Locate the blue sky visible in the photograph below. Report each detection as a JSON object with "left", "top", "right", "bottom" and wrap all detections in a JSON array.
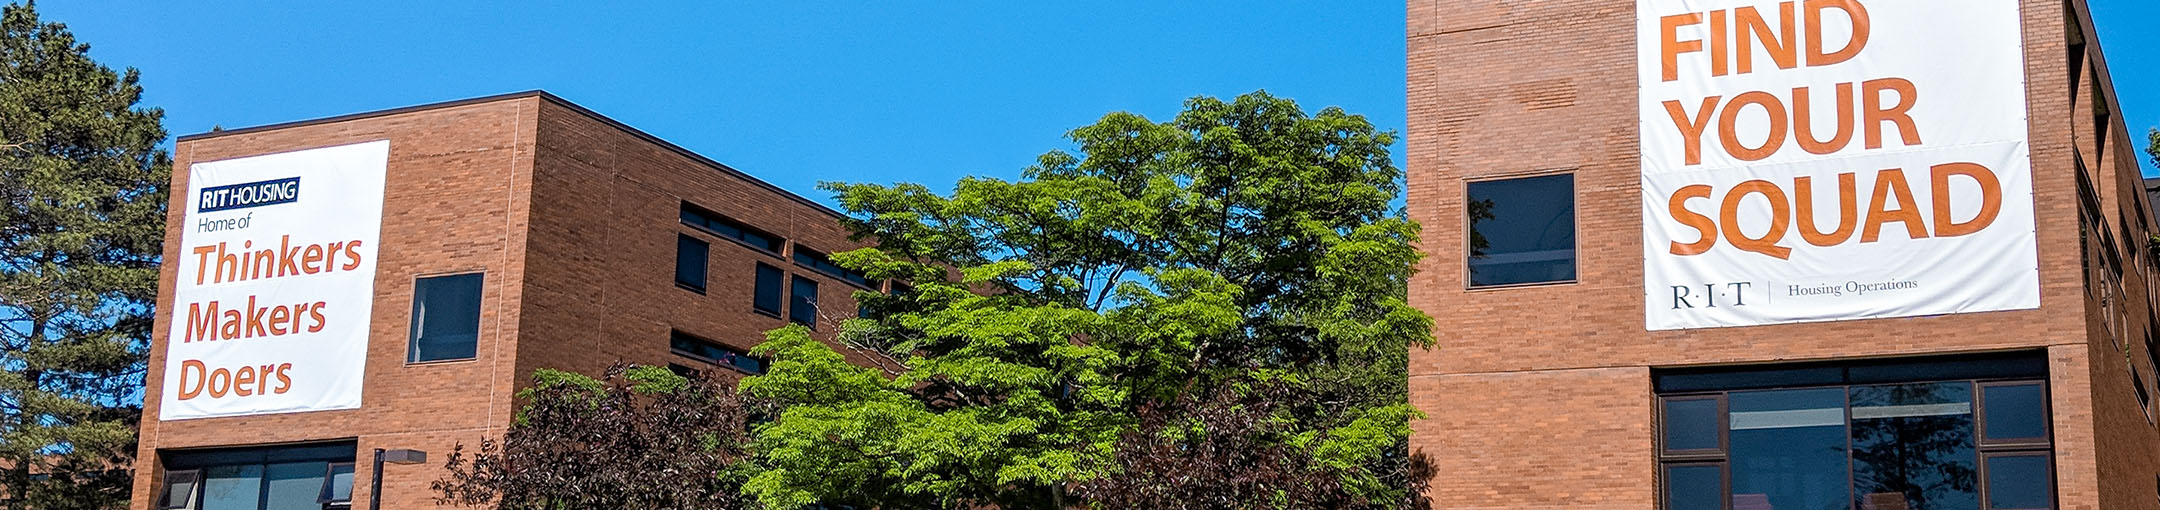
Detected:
[{"left": 34, "top": 0, "right": 2160, "bottom": 207}]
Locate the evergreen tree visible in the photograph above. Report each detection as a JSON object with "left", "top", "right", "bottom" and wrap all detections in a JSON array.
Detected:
[{"left": 0, "top": 2, "right": 170, "bottom": 508}]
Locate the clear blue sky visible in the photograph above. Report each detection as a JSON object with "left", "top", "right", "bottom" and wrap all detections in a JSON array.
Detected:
[{"left": 34, "top": 0, "right": 2160, "bottom": 208}]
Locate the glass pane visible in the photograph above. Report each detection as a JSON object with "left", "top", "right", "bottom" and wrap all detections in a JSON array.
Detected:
[
  {"left": 1467, "top": 174, "right": 1575, "bottom": 286},
  {"left": 676, "top": 235, "right": 709, "bottom": 289},
  {"left": 265, "top": 462, "right": 327, "bottom": 510},
  {"left": 1664, "top": 398, "right": 1720, "bottom": 451},
  {"left": 1728, "top": 388, "right": 1849, "bottom": 510},
  {"left": 755, "top": 264, "right": 785, "bottom": 314},
  {"left": 160, "top": 471, "right": 200, "bottom": 508},
  {"left": 791, "top": 276, "right": 819, "bottom": 327},
  {"left": 1666, "top": 464, "right": 1723, "bottom": 510},
  {"left": 1852, "top": 382, "right": 1978, "bottom": 510},
  {"left": 201, "top": 464, "right": 264, "bottom": 510},
  {"left": 1982, "top": 384, "right": 2046, "bottom": 441},
  {"left": 410, "top": 273, "right": 484, "bottom": 362},
  {"left": 325, "top": 463, "right": 354, "bottom": 502},
  {"left": 1984, "top": 455, "right": 2051, "bottom": 509}
]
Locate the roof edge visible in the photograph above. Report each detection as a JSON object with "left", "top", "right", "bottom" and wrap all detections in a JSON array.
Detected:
[{"left": 174, "top": 90, "right": 849, "bottom": 220}]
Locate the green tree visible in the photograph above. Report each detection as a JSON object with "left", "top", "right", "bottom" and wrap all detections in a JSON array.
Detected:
[
  {"left": 433, "top": 364, "right": 758, "bottom": 509},
  {"left": 741, "top": 91, "right": 1432, "bottom": 509},
  {"left": 2147, "top": 128, "right": 2157, "bottom": 168},
  {"left": 0, "top": 2, "right": 170, "bottom": 508}
]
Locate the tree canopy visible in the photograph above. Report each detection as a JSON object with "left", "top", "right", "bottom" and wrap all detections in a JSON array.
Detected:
[
  {"left": 739, "top": 91, "right": 1433, "bottom": 509},
  {"left": 0, "top": 3, "right": 169, "bottom": 508}
]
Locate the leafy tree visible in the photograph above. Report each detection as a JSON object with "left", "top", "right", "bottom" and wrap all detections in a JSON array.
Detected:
[
  {"left": 0, "top": 2, "right": 169, "bottom": 508},
  {"left": 433, "top": 364, "right": 758, "bottom": 509},
  {"left": 2147, "top": 128, "right": 2157, "bottom": 168},
  {"left": 1068, "top": 382, "right": 1434, "bottom": 509},
  {"left": 741, "top": 91, "right": 1433, "bottom": 509}
]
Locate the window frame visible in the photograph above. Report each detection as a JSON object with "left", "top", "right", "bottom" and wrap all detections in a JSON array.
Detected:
[
  {"left": 1656, "top": 374, "right": 2053, "bottom": 510},
  {"left": 1977, "top": 380, "right": 2053, "bottom": 447},
  {"left": 669, "top": 330, "right": 767, "bottom": 375},
  {"left": 317, "top": 462, "right": 354, "bottom": 507},
  {"left": 158, "top": 469, "right": 201, "bottom": 510},
  {"left": 790, "top": 275, "right": 820, "bottom": 329},
  {"left": 1658, "top": 394, "right": 1728, "bottom": 459},
  {"left": 406, "top": 271, "right": 486, "bottom": 364},
  {"left": 681, "top": 202, "right": 785, "bottom": 255},
  {"left": 1978, "top": 451, "right": 2056, "bottom": 510},
  {"left": 1660, "top": 461, "right": 1731, "bottom": 510},
  {"left": 675, "top": 233, "right": 711, "bottom": 293},
  {"left": 753, "top": 262, "right": 786, "bottom": 318},
  {"left": 1462, "top": 171, "right": 1580, "bottom": 290},
  {"left": 792, "top": 246, "right": 877, "bottom": 290}
]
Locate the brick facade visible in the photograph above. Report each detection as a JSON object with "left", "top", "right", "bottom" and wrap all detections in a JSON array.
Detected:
[
  {"left": 1407, "top": 0, "right": 2160, "bottom": 507},
  {"left": 130, "top": 92, "right": 877, "bottom": 509}
]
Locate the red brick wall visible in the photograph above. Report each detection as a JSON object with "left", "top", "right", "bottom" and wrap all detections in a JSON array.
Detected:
[
  {"left": 1405, "top": 0, "right": 2160, "bottom": 508},
  {"left": 131, "top": 93, "right": 879, "bottom": 509},
  {"left": 134, "top": 96, "right": 542, "bottom": 510}
]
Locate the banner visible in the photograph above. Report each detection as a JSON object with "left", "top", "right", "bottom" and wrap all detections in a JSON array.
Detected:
[
  {"left": 161, "top": 141, "right": 388, "bottom": 420},
  {"left": 1637, "top": 0, "right": 2036, "bottom": 330}
]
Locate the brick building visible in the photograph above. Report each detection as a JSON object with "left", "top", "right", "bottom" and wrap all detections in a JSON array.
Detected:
[
  {"left": 132, "top": 91, "right": 885, "bottom": 510},
  {"left": 1407, "top": 0, "right": 2159, "bottom": 508}
]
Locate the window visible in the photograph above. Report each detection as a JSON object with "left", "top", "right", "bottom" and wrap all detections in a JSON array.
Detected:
[
  {"left": 1467, "top": 174, "right": 1575, "bottom": 287},
  {"left": 671, "top": 331, "right": 766, "bottom": 375},
  {"left": 676, "top": 234, "right": 709, "bottom": 292},
  {"left": 319, "top": 463, "right": 353, "bottom": 507},
  {"left": 790, "top": 276, "right": 819, "bottom": 328},
  {"left": 754, "top": 263, "right": 785, "bottom": 316},
  {"left": 681, "top": 203, "right": 784, "bottom": 253},
  {"left": 408, "top": 273, "right": 483, "bottom": 363},
  {"left": 1656, "top": 354, "right": 2054, "bottom": 510},
  {"left": 793, "top": 247, "right": 875, "bottom": 288},
  {"left": 162, "top": 442, "right": 355, "bottom": 510},
  {"left": 158, "top": 470, "right": 200, "bottom": 510}
]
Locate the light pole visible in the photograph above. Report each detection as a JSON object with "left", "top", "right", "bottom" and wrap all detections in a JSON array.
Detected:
[{"left": 369, "top": 448, "right": 428, "bottom": 510}]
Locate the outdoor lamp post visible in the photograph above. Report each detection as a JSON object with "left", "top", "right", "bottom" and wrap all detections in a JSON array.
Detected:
[{"left": 369, "top": 448, "right": 428, "bottom": 510}]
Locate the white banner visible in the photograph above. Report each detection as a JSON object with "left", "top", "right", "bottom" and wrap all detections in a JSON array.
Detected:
[
  {"left": 1638, "top": 0, "right": 2036, "bottom": 330},
  {"left": 161, "top": 141, "right": 388, "bottom": 420}
]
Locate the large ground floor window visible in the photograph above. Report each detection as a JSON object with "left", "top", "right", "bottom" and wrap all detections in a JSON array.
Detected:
[
  {"left": 1657, "top": 352, "right": 2054, "bottom": 510},
  {"left": 158, "top": 442, "right": 356, "bottom": 510}
]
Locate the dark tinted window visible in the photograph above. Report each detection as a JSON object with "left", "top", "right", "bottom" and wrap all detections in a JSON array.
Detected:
[
  {"left": 793, "top": 247, "right": 875, "bottom": 288},
  {"left": 790, "top": 276, "right": 820, "bottom": 328},
  {"left": 158, "top": 470, "right": 199, "bottom": 509},
  {"left": 1663, "top": 398, "right": 1720, "bottom": 452},
  {"left": 676, "top": 234, "right": 709, "bottom": 292},
  {"left": 681, "top": 203, "right": 784, "bottom": 252},
  {"left": 409, "top": 273, "right": 483, "bottom": 363},
  {"left": 670, "top": 331, "right": 767, "bottom": 375},
  {"left": 1984, "top": 454, "right": 2051, "bottom": 509},
  {"left": 1467, "top": 174, "right": 1575, "bottom": 287},
  {"left": 1851, "top": 382, "right": 1977, "bottom": 510},
  {"left": 1730, "top": 388, "right": 1849, "bottom": 510},
  {"left": 754, "top": 263, "right": 785, "bottom": 316},
  {"left": 1982, "top": 383, "right": 2047, "bottom": 442},
  {"left": 1665, "top": 464, "right": 1723, "bottom": 510}
]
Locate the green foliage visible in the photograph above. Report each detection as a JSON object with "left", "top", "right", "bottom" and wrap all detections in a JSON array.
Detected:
[
  {"left": 2147, "top": 128, "right": 2158, "bottom": 169},
  {"left": 0, "top": 3, "right": 170, "bottom": 508},
  {"left": 741, "top": 91, "right": 1432, "bottom": 509},
  {"left": 435, "top": 364, "right": 757, "bottom": 509}
]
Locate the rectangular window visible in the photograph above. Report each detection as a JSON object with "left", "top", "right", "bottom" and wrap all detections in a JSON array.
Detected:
[
  {"left": 1466, "top": 174, "right": 1575, "bottom": 287},
  {"left": 790, "top": 276, "right": 820, "bottom": 328},
  {"left": 754, "top": 263, "right": 785, "bottom": 316},
  {"left": 681, "top": 202, "right": 784, "bottom": 253},
  {"left": 158, "top": 470, "right": 201, "bottom": 510},
  {"left": 164, "top": 443, "right": 354, "bottom": 510},
  {"left": 670, "top": 331, "right": 766, "bottom": 375},
  {"left": 676, "top": 234, "right": 709, "bottom": 292},
  {"left": 320, "top": 462, "right": 353, "bottom": 506},
  {"left": 408, "top": 273, "right": 484, "bottom": 363},
  {"left": 1655, "top": 354, "right": 2053, "bottom": 510},
  {"left": 793, "top": 247, "right": 875, "bottom": 288}
]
